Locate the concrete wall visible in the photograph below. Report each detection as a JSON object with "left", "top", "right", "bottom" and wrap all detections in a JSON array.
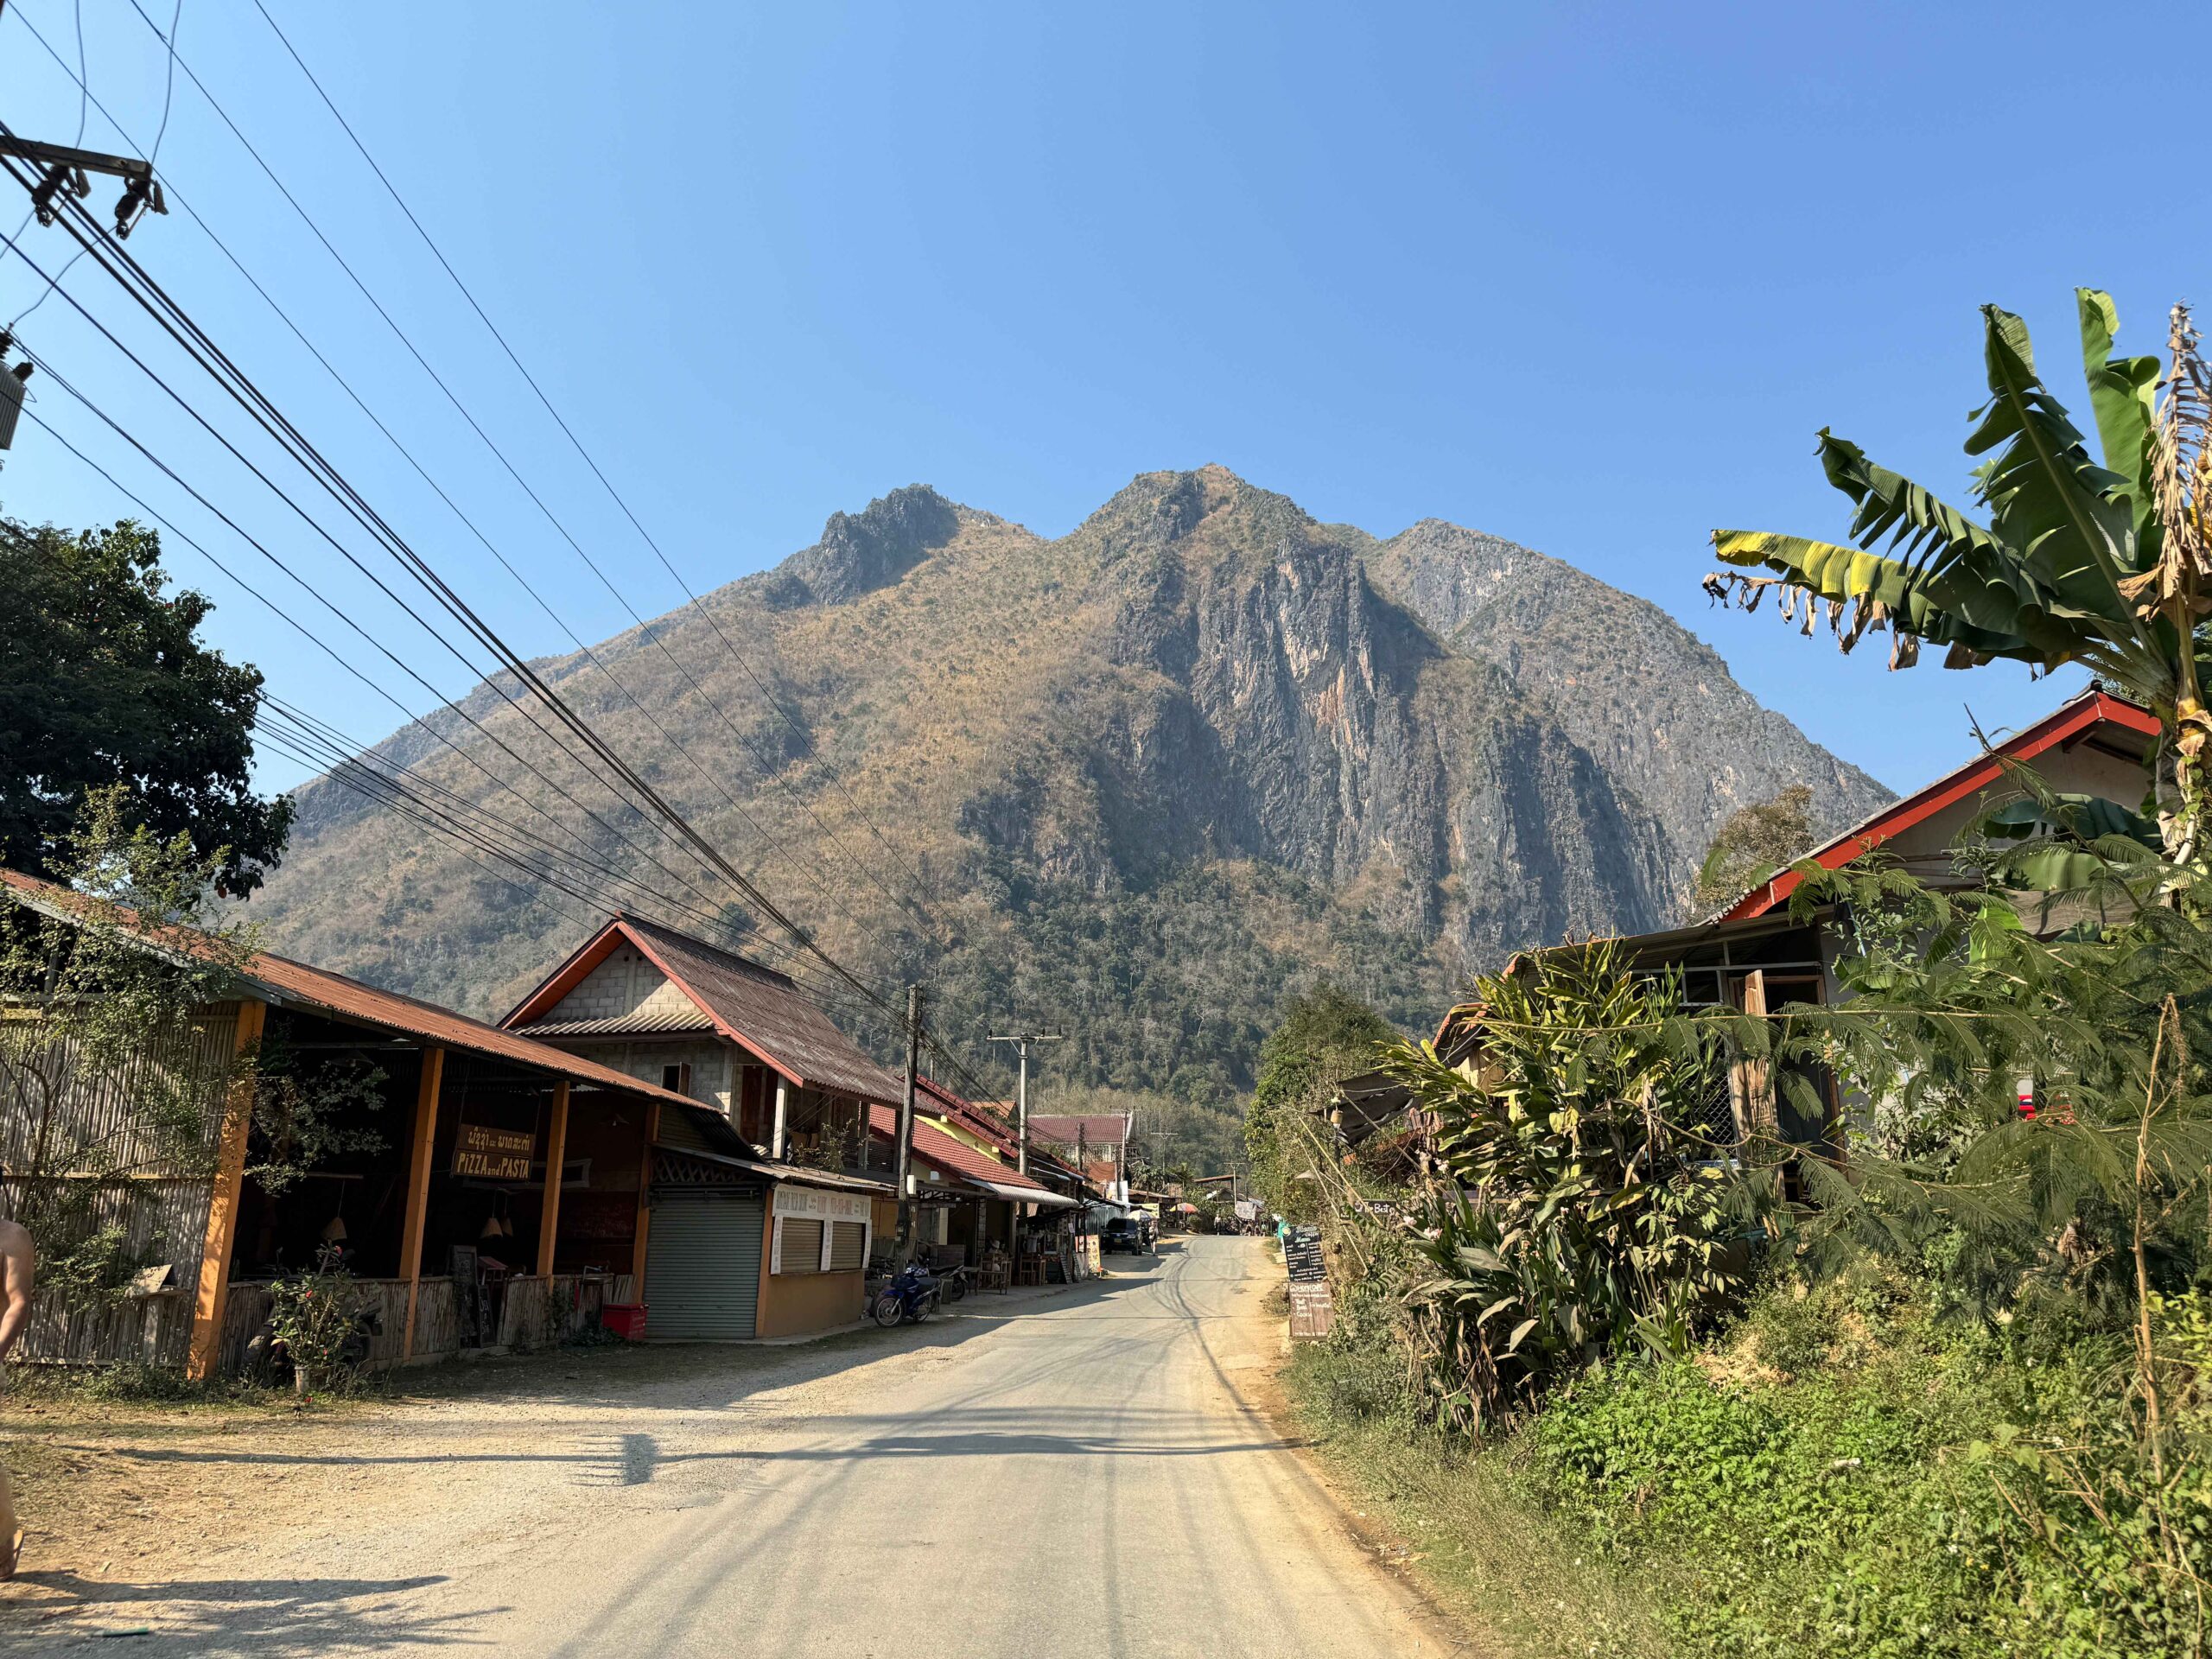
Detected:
[{"left": 548, "top": 948, "right": 700, "bottom": 1026}]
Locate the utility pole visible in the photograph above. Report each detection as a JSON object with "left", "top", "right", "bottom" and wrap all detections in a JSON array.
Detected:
[
  {"left": 893, "top": 985, "right": 922, "bottom": 1264},
  {"left": 988, "top": 1030, "right": 1063, "bottom": 1174}
]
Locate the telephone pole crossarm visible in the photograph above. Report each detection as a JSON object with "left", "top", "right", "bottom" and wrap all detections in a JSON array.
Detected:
[
  {"left": 988, "top": 1031, "right": 1064, "bottom": 1175},
  {"left": 0, "top": 135, "right": 167, "bottom": 237}
]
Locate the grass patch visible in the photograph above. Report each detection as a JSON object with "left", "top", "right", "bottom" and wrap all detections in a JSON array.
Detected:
[{"left": 1283, "top": 1341, "right": 1670, "bottom": 1659}]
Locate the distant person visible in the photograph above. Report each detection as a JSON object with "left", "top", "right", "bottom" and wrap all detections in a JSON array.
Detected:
[{"left": 0, "top": 1217, "right": 33, "bottom": 1579}]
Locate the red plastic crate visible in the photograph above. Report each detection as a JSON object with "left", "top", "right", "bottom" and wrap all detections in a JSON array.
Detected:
[{"left": 601, "top": 1302, "right": 647, "bottom": 1341}]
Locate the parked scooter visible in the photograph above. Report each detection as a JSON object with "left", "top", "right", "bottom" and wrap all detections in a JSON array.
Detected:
[{"left": 870, "top": 1258, "right": 939, "bottom": 1326}]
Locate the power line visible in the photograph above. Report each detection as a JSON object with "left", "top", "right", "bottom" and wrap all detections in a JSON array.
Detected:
[
  {"left": 238, "top": 0, "right": 948, "bottom": 940},
  {"left": 0, "top": 396, "right": 760, "bottom": 938},
  {"left": 0, "top": 340, "right": 762, "bottom": 941},
  {"left": 0, "top": 176, "right": 907, "bottom": 1052},
  {"left": 3, "top": 47, "right": 1015, "bottom": 1109},
  {"left": 108, "top": 0, "right": 941, "bottom": 945},
  {"left": 2, "top": 5, "right": 893, "bottom": 947}
]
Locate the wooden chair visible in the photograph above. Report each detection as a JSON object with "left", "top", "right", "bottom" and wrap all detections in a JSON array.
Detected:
[{"left": 1015, "top": 1255, "right": 1045, "bottom": 1287}]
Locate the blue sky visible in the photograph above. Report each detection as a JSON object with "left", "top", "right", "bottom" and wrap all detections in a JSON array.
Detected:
[{"left": 2, "top": 0, "right": 2204, "bottom": 797}]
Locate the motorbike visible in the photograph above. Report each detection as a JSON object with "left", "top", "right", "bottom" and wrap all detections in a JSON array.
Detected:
[
  {"left": 934, "top": 1262, "right": 971, "bottom": 1304},
  {"left": 870, "top": 1259, "right": 940, "bottom": 1326}
]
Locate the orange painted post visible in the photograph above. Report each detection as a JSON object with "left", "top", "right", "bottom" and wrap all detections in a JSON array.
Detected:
[
  {"left": 536, "top": 1080, "right": 569, "bottom": 1276},
  {"left": 399, "top": 1046, "right": 446, "bottom": 1359},
  {"left": 629, "top": 1102, "right": 661, "bottom": 1291},
  {"left": 185, "top": 998, "right": 268, "bottom": 1381}
]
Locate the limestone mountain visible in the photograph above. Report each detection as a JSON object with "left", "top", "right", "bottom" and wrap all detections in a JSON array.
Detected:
[{"left": 246, "top": 467, "right": 1887, "bottom": 1102}]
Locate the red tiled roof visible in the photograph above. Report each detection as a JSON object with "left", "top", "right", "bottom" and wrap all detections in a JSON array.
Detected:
[
  {"left": 1721, "top": 690, "right": 2160, "bottom": 921},
  {"left": 504, "top": 914, "right": 906, "bottom": 1104},
  {"left": 867, "top": 1103, "right": 1054, "bottom": 1197},
  {"left": 0, "top": 869, "right": 716, "bottom": 1123},
  {"left": 915, "top": 1077, "right": 1084, "bottom": 1182}
]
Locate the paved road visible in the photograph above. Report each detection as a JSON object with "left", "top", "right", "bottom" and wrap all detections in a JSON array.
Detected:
[
  {"left": 13, "top": 1236, "right": 1454, "bottom": 1656},
  {"left": 463, "top": 1236, "right": 1444, "bottom": 1656}
]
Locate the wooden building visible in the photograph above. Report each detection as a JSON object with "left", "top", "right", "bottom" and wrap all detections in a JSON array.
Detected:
[
  {"left": 502, "top": 913, "right": 909, "bottom": 1336},
  {"left": 0, "top": 870, "right": 878, "bottom": 1368},
  {"left": 1422, "top": 690, "right": 2162, "bottom": 1189}
]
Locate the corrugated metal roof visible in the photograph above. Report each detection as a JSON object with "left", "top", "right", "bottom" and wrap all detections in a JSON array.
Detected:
[
  {"left": 512, "top": 1008, "right": 715, "bottom": 1039},
  {"left": 503, "top": 914, "right": 907, "bottom": 1104},
  {"left": 0, "top": 869, "right": 729, "bottom": 1135},
  {"left": 651, "top": 1142, "right": 893, "bottom": 1196}
]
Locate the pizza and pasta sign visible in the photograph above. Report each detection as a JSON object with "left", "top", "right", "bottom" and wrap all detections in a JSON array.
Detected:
[{"left": 452, "top": 1123, "right": 535, "bottom": 1181}]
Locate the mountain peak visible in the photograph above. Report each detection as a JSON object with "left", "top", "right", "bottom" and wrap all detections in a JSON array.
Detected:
[{"left": 775, "top": 484, "right": 962, "bottom": 606}]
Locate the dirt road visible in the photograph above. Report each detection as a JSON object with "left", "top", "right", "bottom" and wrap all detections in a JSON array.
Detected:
[{"left": 1, "top": 1236, "right": 1460, "bottom": 1656}]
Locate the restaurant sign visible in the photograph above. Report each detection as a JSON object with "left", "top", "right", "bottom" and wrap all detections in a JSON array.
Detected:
[{"left": 453, "top": 1123, "right": 534, "bottom": 1181}]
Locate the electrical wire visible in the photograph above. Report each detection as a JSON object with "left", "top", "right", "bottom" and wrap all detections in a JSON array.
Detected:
[
  {"left": 239, "top": 0, "right": 948, "bottom": 941},
  {"left": 0, "top": 187, "right": 912, "bottom": 1057},
  {"left": 112, "top": 0, "right": 941, "bottom": 943},
  {"left": 0, "top": 6, "right": 892, "bottom": 946}
]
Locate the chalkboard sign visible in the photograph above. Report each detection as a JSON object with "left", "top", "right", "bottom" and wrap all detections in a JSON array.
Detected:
[{"left": 1283, "top": 1224, "right": 1326, "bottom": 1284}]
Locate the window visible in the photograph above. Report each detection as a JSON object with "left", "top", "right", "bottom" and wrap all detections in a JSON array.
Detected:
[
  {"left": 661, "top": 1061, "right": 693, "bottom": 1096},
  {"left": 827, "top": 1220, "right": 867, "bottom": 1273},
  {"left": 777, "top": 1217, "right": 823, "bottom": 1274}
]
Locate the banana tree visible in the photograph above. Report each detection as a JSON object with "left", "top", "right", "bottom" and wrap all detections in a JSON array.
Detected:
[{"left": 1705, "top": 292, "right": 2212, "bottom": 860}]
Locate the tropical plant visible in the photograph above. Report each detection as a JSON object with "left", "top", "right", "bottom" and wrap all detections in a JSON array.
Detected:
[
  {"left": 1382, "top": 940, "right": 1758, "bottom": 1433},
  {"left": 1705, "top": 291, "right": 2212, "bottom": 857},
  {"left": 1776, "top": 836, "right": 2212, "bottom": 1352}
]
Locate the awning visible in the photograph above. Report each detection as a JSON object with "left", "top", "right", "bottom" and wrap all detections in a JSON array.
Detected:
[{"left": 970, "top": 1179, "right": 1081, "bottom": 1208}]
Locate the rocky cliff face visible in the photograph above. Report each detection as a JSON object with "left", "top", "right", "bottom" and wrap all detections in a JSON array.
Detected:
[
  {"left": 1370, "top": 520, "right": 1887, "bottom": 908},
  {"left": 248, "top": 467, "right": 1888, "bottom": 1089}
]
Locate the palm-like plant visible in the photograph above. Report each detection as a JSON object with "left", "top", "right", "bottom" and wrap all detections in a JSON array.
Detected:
[{"left": 1706, "top": 291, "right": 2212, "bottom": 857}]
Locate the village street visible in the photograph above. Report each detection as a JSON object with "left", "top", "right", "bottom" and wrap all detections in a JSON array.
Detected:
[{"left": 1, "top": 1237, "right": 1457, "bottom": 1656}]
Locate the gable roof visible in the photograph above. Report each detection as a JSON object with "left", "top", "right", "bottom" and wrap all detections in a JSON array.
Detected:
[
  {"left": 1719, "top": 690, "right": 2159, "bottom": 923},
  {"left": 502, "top": 914, "right": 906, "bottom": 1104},
  {"left": 0, "top": 868, "right": 731, "bottom": 1135}
]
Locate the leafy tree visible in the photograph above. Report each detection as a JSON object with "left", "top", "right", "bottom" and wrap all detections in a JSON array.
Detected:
[
  {"left": 1383, "top": 942, "right": 1756, "bottom": 1434},
  {"left": 1243, "top": 982, "right": 1395, "bottom": 1211},
  {"left": 1704, "top": 291, "right": 2212, "bottom": 858},
  {"left": 1, "top": 517, "right": 292, "bottom": 894},
  {"left": 1690, "top": 783, "right": 1815, "bottom": 919}
]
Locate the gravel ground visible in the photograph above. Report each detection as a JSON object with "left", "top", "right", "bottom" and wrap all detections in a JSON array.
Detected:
[{"left": 0, "top": 1237, "right": 1470, "bottom": 1657}]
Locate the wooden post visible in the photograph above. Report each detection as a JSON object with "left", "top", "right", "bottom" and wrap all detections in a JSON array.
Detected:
[
  {"left": 629, "top": 1102, "right": 661, "bottom": 1290},
  {"left": 771, "top": 1077, "right": 789, "bottom": 1160},
  {"left": 185, "top": 998, "right": 267, "bottom": 1382},
  {"left": 399, "top": 1046, "right": 446, "bottom": 1360},
  {"left": 537, "top": 1080, "right": 569, "bottom": 1276}
]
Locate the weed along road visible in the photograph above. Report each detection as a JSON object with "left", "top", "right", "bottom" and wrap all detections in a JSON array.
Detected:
[{"left": 6, "top": 1237, "right": 1450, "bottom": 1656}]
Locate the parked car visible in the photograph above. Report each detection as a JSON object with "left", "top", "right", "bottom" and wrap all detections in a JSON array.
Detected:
[{"left": 1101, "top": 1216, "right": 1150, "bottom": 1255}]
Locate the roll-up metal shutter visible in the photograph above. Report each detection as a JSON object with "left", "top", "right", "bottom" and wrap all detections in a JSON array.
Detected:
[{"left": 643, "top": 1194, "right": 764, "bottom": 1339}]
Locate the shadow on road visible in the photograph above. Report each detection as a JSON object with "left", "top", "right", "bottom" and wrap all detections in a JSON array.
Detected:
[{"left": 0, "top": 1572, "right": 485, "bottom": 1654}]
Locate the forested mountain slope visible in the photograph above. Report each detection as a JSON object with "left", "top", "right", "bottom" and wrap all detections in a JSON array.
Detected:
[{"left": 248, "top": 467, "right": 1888, "bottom": 1104}]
